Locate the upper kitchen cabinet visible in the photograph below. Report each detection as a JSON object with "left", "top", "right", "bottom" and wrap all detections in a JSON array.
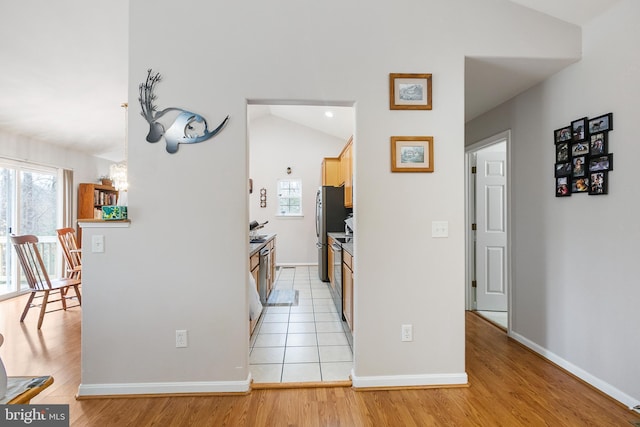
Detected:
[
  {"left": 340, "top": 137, "right": 353, "bottom": 208},
  {"left": 321, "top": 157, "right": 341, "bottom": 186}
]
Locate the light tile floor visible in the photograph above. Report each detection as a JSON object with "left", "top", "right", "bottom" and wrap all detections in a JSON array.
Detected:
[{"left": 250, "top": 265, "right": 353, "bottom": 383}]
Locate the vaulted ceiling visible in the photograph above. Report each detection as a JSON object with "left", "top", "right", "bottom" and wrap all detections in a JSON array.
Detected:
[{"left": 0, "top": 1, "right": 621, "bottom": 162}]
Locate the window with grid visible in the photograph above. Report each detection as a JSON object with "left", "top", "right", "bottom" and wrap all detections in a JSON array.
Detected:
[{"left": 276, "top": 179, "right": 302, "bottom": 216}]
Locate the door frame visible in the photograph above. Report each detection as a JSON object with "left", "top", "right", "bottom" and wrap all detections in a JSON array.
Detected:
[{"left": 464, "top": 130, "right": 513, "bottom": 331}]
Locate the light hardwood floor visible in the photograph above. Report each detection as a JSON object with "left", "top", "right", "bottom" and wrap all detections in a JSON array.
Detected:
[{"left": 0, "top": 293, "right": 637, "bottom": 426}]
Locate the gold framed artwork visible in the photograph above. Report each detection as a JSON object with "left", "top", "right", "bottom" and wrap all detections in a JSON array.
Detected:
[
  {"left": 389, "top": 73, "right": 432, "bottom": 110},
  {"left": 391, "top": 136, "right": 434, "bottom": 172}
]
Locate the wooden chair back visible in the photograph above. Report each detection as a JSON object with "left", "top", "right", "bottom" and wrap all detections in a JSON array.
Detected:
[
  {"left": 56, "top": 228, "right": 82, "bottom": 279},
  {"left": 10, "top": 234, "right": 81, "bottom": 329},
  {"left": 10, "top": 234, "right": 54, "bottom": 291}
]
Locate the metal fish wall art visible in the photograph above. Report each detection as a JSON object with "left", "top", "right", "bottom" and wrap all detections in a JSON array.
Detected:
[{"left": 139, "top": 69, "right": 229, "bottom": 154}]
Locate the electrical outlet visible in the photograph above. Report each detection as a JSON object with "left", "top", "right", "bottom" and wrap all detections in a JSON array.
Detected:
[
  {"left": 401, "top": 324, "right": 413, "bottom": 342},
  {"left": 175, "top": 330, "right": 188, "bottom": 348}
]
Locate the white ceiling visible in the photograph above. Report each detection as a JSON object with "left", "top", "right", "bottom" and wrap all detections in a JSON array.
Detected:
[{"left": 0, "top": 0, "right": 620, "bottom": 162}]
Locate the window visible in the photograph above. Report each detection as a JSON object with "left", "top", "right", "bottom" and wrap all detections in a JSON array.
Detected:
[
  {"left": 276, "top": 179, "right": 302, "bottom": 216},
  {"left": 0, "top": 160, "right": 59, "bottom": 299}
]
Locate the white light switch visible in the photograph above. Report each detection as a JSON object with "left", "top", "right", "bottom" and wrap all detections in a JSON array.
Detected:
[
  {"left": 91, "top": 235, "right": 105, "bottom": 253},
  {"left": 432, "top": 221, "right": 449, "bottom": 238}
]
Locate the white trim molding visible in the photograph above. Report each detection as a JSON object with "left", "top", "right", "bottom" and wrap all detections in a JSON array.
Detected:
[
  {"left": 79, "top": 220, "right": 130, "bottom": 229},
  {"left": 510, "top": 331, "right": 640, "bottom": 411},
  {"left": 351, "top": 371, "right": 468, "bottom": 389},
  {"left": 77, "top": 377, "right": 251, "bottom": 397}
]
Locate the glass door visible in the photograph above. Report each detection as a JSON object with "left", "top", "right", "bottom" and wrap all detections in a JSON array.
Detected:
[{"left": 0, "top": 161, "right": 59, "bottom": 299}]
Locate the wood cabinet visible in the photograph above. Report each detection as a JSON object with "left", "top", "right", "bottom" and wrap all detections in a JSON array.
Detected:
[
  {"left": 322, "top": 157, "right": 341, "bottom": 186},
  {"left": 249, "top": 235, "right": 276, "bottom": 336},
  {"left": 342, "top": 249, "right": 354, "bottom": 332},
  {"left": 250, "top": 252, "right": 260, "bottom": 292},
  {"left": 78, "top": 183, "right": 118, "bottom": 220},
  {"left": 323, "top": 136, "right": 354, "bottom": 207},
  {"left": 77, "top": 183, "right": 118, "bottom": 246},
  {"left": 339, "top": 136, "right": 353, "bottom": 208}
]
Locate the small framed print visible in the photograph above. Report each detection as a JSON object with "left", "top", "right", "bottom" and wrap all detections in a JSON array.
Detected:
[
  {"left": 572, "top": 156, "right": 586, "bottom": 178},
  {"left": 571, "top": 117, "right": 588, "bottom": 142},
  {"left": 572, "top": 177, "right": 589, "bottom": 193},
  {"left": 389, "top": 73, "right": 432, "bottom": 110},
  {"left": 390, "top": 136, "right": 434, "bottom": 172},
  {"left": 571, "top": 141, "right": 589, "bottom": 156},
  {"left": 556, "top": 177, "right": 570, "bottom": 197},
  {"left": 588, "top": 153, "right": 613, "bottom": 172},
  {"left": 588, "top": 113, "right": 613, "bottom": 133},
  {"left": 556, "top": 142, "right": 569, "bottom": 162},
  {"left": 555, "top": 162, "right": 572, "bottom": 177},
  {"left": 589, "top": 171, "right": 608, "bottom": 195},
  {"left": 554, "top": 126, "right": 572, "bottom": 143},
  {"left": 589, "top": 132, "right": 608, "bottom": 155}
]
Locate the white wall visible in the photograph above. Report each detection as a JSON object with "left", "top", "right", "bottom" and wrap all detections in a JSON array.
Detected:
[
  {"left": 466, "top": 0, "right": 640, "bottom": 408},
  {"left": 249, "top": 114, "right": 348, "bottom": 265},
  {"left": 78, "top": 0, "right": 582, "bottom": 395}
]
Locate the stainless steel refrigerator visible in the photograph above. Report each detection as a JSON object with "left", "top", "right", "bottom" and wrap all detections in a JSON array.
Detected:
[{"left": 316, "top": 186, "right": 349, "bottom": 281}]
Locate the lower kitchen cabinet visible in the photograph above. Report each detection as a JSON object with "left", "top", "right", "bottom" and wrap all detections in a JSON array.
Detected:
[
  {"left": 249, "top": 235, "right": 276, "bottom": 336},
  {"left": 342, "top": 250, "right": 354, "bottom": 333}
]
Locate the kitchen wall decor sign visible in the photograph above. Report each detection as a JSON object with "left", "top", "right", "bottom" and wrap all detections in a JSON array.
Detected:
[
  {"left": 554, "top": 112, "right": 614, "bottom": 197},
  {"left": 260, "top": 188, "right": 267, "bottom": 208},
  {"left": 389, "top": 73, "right": 432, "bottom": 110},
  {"left": 139, "top": 69, "right": 230, "bottom": 154},
  {"left": 390, "top": 136, "right": 434, "bottom": 172}
]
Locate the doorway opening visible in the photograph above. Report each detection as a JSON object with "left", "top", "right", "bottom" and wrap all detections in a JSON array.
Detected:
[
  {"left": 247, "top": 101, "right": 355, "bottom": 385},
  {"left": 465, "top": 131, "right": 511, "bottom": 331}
]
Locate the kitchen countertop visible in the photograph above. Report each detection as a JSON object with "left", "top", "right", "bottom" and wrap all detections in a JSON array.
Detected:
[
  {"left": 342, "top": 242, "right": 353, "bottom": 256},
  {"left": 327, "top": 232, "right": 354, "bottom": 256},
  {"left": 249, "top": 233, "right": 276, "bottom": 257}
]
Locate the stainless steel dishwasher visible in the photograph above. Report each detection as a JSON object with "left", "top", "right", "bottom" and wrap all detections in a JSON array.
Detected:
[
  {"left": 258, "top": 246, "right": 271, "bottom": 304},
  {"left": 330, "top": 240, "right": 343, "bottom": 318}
]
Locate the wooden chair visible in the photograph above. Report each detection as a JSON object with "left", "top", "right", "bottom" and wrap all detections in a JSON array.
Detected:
[
  {"left": 10, "top": 235, "right": 81, "bottom": 329},
  {"left": 56, "top": 228, "right": 82, "bottom": 280}
]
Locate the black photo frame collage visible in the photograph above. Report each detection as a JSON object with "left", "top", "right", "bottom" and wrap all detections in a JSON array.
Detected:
[{"left": 554, "top": 112, "right": 614, "bottom": 197}]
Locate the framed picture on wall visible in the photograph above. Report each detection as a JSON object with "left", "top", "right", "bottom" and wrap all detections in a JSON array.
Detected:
[
  {"left": 556, "top": 142, "right": 569, "bottom": 162},
  {"left": 389, "top": 73, "right": 432, "bottom": 110},
  {"left": 390, "top": 136, "right": 434, "bottom": 172},
  {"left": 556, "top": 177, "right": 570, "bottom": 197},
  {"left": 571, "top": 117, "right": 589, "bottom": 142},
  {"left": 588, "top": 153, "right": 614, "bottom": 172},
  {"left": 589, "top": 132, "right": 608, "bottom": 155},
  {"left": 554, "top": 125, "right": 572, "bottom": 143},
  {"left": 571, "top": 141, "right": 589, "bottom": 156},
  {"left": 572, "top": 156, "right": 586, "bottom": 178},
  {"left": 588, "top": 113, "right": 613, "bottom": 133},
  {"left": 589, "top": 171, "right": 608, "bottom": 195},
  {"left": 572, "top": 177, "right": 589, "bottom": 193},
  {"left": 555, "top": 162, "right": 572, "bottom": 177}
]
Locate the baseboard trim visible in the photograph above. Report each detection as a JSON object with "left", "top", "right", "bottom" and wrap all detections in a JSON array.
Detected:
[
  {"left": 351, "top": 371, "right": 468, "bottom": 389},
  {"left": 77, "top": 378, "right": 251, "bottom": 398},
  {"left": 510, "top": 331, "right": 640, "bottom": 411}
]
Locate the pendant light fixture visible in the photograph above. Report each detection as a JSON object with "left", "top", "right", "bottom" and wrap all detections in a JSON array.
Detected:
[{"left": 110, "top": 102, "right": 129, "bottom": 193}]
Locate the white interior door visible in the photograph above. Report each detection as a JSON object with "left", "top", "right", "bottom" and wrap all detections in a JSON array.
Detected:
[{"left": 475, "top": 145, "right": 507, "bottom": 311}]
